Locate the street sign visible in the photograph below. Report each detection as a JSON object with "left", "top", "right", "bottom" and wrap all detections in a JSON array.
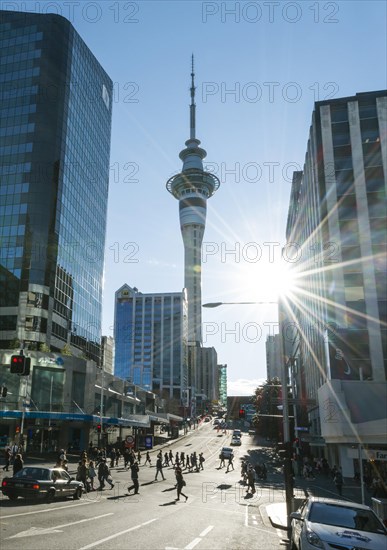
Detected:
[
  {"left": 144, "top": 435, "right": 153, "bottom": 449},
  {"left": 125, "top": 435, "right": 135, "bottom": 448}
]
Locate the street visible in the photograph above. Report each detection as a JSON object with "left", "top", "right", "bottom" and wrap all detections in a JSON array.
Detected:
[{"left": 1, "top": 423, "right": 287, "bottom": 550}]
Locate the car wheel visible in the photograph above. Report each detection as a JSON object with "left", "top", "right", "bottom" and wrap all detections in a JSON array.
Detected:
[
  {"left": 46, "top": 489, "right": 55, "bottom": 502},
  {"left": 8, "top": 495, "right": 18, "bottom": 501},
  {"left": 73, "top": 487, "right": 82, "bottom": 500}
]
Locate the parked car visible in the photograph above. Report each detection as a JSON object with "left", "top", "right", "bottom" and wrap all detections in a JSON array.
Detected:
[
  {"left": 1, "top": 467, "right": 84, "bottom": 502},
  {"left": 290, "top": 496, "right": 387, "bottom": 550},
  {"left": 232, "top": 429, "right": 242, "bottom": 438},
  {"left": 231, "top": 436, "right": 241, "bottom": 446},
  {"left": 220, "top": 447, "right": 234, "bottom": 459}
]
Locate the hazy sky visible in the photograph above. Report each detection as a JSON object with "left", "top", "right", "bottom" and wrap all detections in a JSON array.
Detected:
[{"left": 5, "top": 0, "right": 386, "bottom": 395}]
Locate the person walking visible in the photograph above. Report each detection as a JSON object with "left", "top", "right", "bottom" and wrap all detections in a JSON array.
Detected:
[
  {"left": 13, "top": 453, "right": 24, "bottom": 476},
  {"left": 128, "top": 461, "right": 140, "bottom": 494},
  {"left": 199, "top": 452, "right": 205, "bottom": 471},
  {"left": 246, "top": 465, "right": 256, "bottom": 494},
  {"left": 175, "top": 465, "right": 188, "bottom": 502},
  {"left": 164, "top": 452, "right": 169, "bottom": 467},
  {"left": 88, "top": 460, "right": 97, "bottom": 490},
  {"left": 169, "top": 449, "right": 174, "bottom": 466},
  {"left": 3, "top": 446, "right": 11, "bottom": 471},
  {"left": 144, "top": 451, "right": 152, "bottom": 467},
  {"left": 155, "top": 455, "right": 165, "bottom": 481},
  {"left": 226, "top": 454, "right": 234, "bottom": 473},
  {"left": 334, "top": 467, "right": 344, "bottom": 496},
  {"left": 219, "top": 451, "right": 226, "bottom": 469},
  {"left": 137, "top": 450, "right": 142, "bottom": 464}
]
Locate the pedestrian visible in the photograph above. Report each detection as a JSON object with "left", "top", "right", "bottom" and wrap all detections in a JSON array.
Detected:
[
  {"left": 88, "top": 461, "right": 96, "bottom": 490},
  {"left": 144, "top": 451, "right": 152, "bottom": 466},
  {"left": 164, "top": 452, "right": 169, "bottom": 467},
  {"left": 155, "top": 455, "right": 166, "bottom": 481},
  {"left": 226, "top": 454, "right": 234, "bottom": 473},
  {"left": 199, "top": 452, "right": 205, "bottom": 470},
  {"left": 334, "top": 467, "right": 344, "bottom": 496},
  {"left": 137, "top": 450, "right": 141, "bottom": 464},
  {"left": 219, "top": 451, "right": 225, "bottom": 468},
  {"left": 77, "top": 459, "right": 88, "bottom": 486},
  {"left": 115, "top": 448, "right": 120, "bottom": 466},
  {"left": 124, "top": 448, "right": 130, "bottom": 469},
  {"left": 128, "top": 461, "right": 140, "bottom": 494},
  {"left": 169, "top": 450, "right": 174, "bottom": 465},
  {"left": 246, "top": 465, "right": 256, "bottom": 494},
  {"left": 3, "top": 446, "right": 11, "bottom": 471},
  {"left": 180, "top": 452, "right": 185, "bottom": 468},
  {"left": 10, "top": 442, "right": 18, "bottom": 463},
  {"left": 13, "top": 453, "right": 24, "bottom": 476},
  {"left": 175, "top": 466, "right": 188, "bottom": 502},
  {"left": 109, "top": 448, "right": 116, "bottom": 468}
]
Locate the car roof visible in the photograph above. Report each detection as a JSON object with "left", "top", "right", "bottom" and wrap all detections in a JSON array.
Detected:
[
  {"left": 307, "top": 497, "right": 373, "bottom": 511},
  {"left": 222, "top": 447, "right": 233, "bottom": 451}
]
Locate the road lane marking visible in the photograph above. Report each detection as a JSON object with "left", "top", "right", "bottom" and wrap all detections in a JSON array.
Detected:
[
  {"left": 1, "top": 500, "right": 95, "bottom": 519},
  {"left": 78, "top": 518, "right": 158, "bottom": 550},
  {"left": 199, "top": 525, "right": 213, "bottom": 537},
  {"left": 8, "top": 513, "right": 113, "bottom": 539},
  {"left": 185, "top": 538, "right": 201, "bottom": 549},
  {"left": 184, "top": 525, "right": 214, "bottom": 549}
]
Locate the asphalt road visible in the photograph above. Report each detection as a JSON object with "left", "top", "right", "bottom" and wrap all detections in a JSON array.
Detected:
[{"left": 1, "top": 424, "right": 288, "bottom": 550}]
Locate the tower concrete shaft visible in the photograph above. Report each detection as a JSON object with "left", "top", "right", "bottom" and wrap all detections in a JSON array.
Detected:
[{"left": 166, "top": 59, "right": 220, "bottom": 347}]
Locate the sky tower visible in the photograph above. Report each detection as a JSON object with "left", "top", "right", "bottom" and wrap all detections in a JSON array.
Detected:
[{"left": 166, "top": 57, "right": 220, "bottom": 349}]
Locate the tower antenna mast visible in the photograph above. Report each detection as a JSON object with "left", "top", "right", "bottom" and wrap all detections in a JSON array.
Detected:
[{"left": 190, "top": 54, "right": 196, "bottom": 140}]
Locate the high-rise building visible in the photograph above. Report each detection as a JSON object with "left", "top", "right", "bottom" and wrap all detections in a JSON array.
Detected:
[
  {"left": 114, "top": 285, "right": 188, "bottom": 414},
  {"left": 0, "top": 11, "right": 113, "bottom": 362},
  {"left": 266, "top": 334, "right": 282, "bottom": 380},
  {"left": 284, "top": 90, "right": 386, "bottom": 474},
  {"left": 166, "top": 58, "right": 220, "bottom": 395},
  {"left": 218, "top": 364, "right": 227, "bottom": 408}
]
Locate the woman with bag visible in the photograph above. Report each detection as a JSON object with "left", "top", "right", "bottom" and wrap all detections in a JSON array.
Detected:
[{"left": 175, "top": 465, "right": 188, "bottom": 501}]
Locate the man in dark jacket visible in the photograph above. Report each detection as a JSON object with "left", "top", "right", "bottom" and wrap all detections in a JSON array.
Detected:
[
  {"left": 155, "top": 455, "right": 165, "bottom": 481},
  {"left": 128, "top": 461, "right": 140, "bottom": 494}
]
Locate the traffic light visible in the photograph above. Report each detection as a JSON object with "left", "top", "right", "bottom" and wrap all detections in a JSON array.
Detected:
[
  {"left": 97, "top": 424, "right": 102, "bottom": 433},
  {"left": 0, "top": 386, "right": 7, "bottom": 397},
  {"left": 10, "top": 355, "right": 31, "bottom": 375},
  {"left": 239, "top": 409, "right": 245, "bottom": 419}
]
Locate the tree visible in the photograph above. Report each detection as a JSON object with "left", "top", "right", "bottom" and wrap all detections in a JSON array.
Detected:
[
  {"left": 39, "top": 343, "right": 51, "bottom": 352},
  {"left": 9, "top": 338, "right": 21, "bottom": 349},
  {"left": 252, "top": 378, "right": 284, "bottom": 441},
  {"left": 61, "top": 343, "right": 72, "bottom": 356}
]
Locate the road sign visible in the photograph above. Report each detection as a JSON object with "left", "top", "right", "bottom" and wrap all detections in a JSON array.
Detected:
[{"left": 125, "top": 435, "right": 135, "bottom": 448}]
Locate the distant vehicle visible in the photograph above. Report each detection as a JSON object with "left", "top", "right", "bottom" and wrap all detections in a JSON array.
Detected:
[
  {"left": 232, "top": 429, "right": 242, "bottom": 438},
  {"left": 248, "top": 429, "right": 256, "bottom": 436},
  {"left": 220, "top": 447, "right": 234, "bottom": 459},
  {"left": 204, "top": 417, "right": 211, "bottom": 422},
  {"left": 290, "top": 496, "right": 387, "bottom": 550},
  {"left": 213, "top": 419, "right": 221, "bottom": 425},
  {"left": 1, "top": 467, "right": 84, "bottom": 502},
  {"left": 231, "top": 436, "right": 241, "bottom": 446}
]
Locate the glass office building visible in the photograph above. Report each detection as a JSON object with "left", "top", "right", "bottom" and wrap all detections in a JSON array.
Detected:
[
  {"left": 114, "top": 285, "right": 189, "bottom": 408},
  {"left": 0, "top": 11, "right": 113, "bottom": 362}
]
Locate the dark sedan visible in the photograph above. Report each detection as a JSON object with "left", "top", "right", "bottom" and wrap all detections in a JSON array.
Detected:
[{"left": 1, "top": 467, "right": 84, "bottom": 501}]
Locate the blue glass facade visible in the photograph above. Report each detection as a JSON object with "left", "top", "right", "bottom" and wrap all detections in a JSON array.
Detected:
[
  {"left": 114, "top": 285, "right": 188, "bottom": 402},
  {"left": 0, "top": 11, "right": 112, "bottom": 361}
]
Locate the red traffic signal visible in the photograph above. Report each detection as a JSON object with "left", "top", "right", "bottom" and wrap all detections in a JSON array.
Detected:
[
  {"left": 10, "top": 355, "right": 31, "bottom": 375},
  {"left": 97, "top": 424, "right": 102, "bottom": 433},
  {"left": 239, "top": 409, "right": 245, "bottom": 419}
]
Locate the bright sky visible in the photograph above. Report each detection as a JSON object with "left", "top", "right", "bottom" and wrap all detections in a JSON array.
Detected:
[{"left": 9, "top": 1, "right": 386, "bottom": 395}]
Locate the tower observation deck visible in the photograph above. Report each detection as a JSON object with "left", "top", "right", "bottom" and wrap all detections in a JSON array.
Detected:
[{"left": 166, "top": 57, "right": 220, "bottom": 346}]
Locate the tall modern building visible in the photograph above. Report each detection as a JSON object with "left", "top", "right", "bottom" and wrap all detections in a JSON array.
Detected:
[
  {"left": 114, "top": 285, "right": 188, "bottom": 414},
  {"left": 284, "top": 90, "right": 386, "bottom": 474},
  {"left": 266, "top": 334, "right": 282, "bottom": 380},
  {"left": 166, "top": 58, "right": 220, "bottom": 396},
  {"left": 0, "top": 11, "right": 113, "bottom": 362}
]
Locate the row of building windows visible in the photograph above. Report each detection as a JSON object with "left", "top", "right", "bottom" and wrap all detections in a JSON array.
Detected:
[
  {"left": 0, "top": 31, "right": 43, "bottom": 48},
  {"left": 0, "top": 66, "right": 40, "bottom": 83}
]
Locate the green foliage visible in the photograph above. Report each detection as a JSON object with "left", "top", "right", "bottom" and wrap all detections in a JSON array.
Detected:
[
  {"left": 61, "top": 343, "right": 72, "bottom": 356},
  {"left": 39, "top": 343, "right": 51, "bottom": 352},
  {"left": 9, "top": 338, "right": 21, "bottom": 349}
]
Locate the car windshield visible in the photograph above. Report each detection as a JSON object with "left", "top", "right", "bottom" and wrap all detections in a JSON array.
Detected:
[
  {"left": 309, "top": 503, "right": 386, "bottom": 534},
  {"left": 15, "top": 468, "right": 51, "bottom": 480}
]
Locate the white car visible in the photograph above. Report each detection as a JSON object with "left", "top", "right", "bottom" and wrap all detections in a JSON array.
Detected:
[
  {"left": 231, "top": 436, "right": 241, "bottom": 446},
  {"left": 220, "top": 447, "right": 234, "bottom": 459},
  {"left": 290, "top": 497, "right": 387, "bottom": 550}
]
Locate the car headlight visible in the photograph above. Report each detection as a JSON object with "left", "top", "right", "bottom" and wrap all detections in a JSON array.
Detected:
[{"left": 306, "top": 527, "right": 324, "bottom": 548}]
